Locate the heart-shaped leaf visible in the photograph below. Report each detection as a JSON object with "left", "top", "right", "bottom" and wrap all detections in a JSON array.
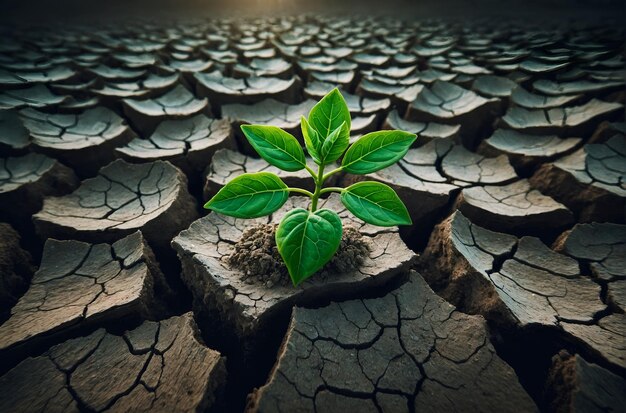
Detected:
[
  {"left": 341, "top": 181, "right": 412, "bottom": 226},
  {"left": 320, "top": 121, "right": 349, "bottom": 164},
  {"left": 275, "top": 208, "right": 343, "bottom": 286},
  {"left": 204, "top": 172, "right": 288, "bottom": 218},
  {"left": 241, "top": 124, "right": 306, "bottom": 172},
  {"left": 308, "top": 87, "right": 351, "bottom": 144},
  {"left": 342, "top": 130, "right": 416, "bottom": 174},
  {"left": 300, "top": 116, "right": 322, "bottom": 164}
]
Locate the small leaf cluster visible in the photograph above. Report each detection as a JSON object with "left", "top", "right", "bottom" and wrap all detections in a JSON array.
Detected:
[{"left": 205, "top": 88, "right": 416, "bottom": 286}]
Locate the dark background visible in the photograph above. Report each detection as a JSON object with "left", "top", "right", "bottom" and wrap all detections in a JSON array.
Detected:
[{"left": 0, "top": 0, "right": 623, "bottom": 25}]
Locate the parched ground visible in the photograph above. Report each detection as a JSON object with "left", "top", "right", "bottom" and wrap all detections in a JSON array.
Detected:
[{"left": 0, "top": 11, "right": 624, "bottom": 413}]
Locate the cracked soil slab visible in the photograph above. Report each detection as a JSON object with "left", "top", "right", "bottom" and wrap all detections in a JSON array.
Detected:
[
  {"left": 247, "top": 271, "right": 537, "bottom": 413},
  {"left": 0, "top": 312, "right": 225, "bottom": 413},
  {"left": 33, "top": 159, "right": 198, "bottom": 250},
  {"left": 0, "top": 231, "right": 172, "bottom": 356},
  {"left": 420, "top": 211, "right": 625, "bottom": 370}
]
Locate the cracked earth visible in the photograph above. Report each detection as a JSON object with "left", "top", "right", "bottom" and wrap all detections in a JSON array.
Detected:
[{"left": 0, "top": 10, "right": 624, "bottom": 413}]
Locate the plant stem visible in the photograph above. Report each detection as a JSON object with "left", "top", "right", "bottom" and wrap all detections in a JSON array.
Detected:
[
  {"left": 288, "top": 187, "right": 314, "bottom": 197},
  {"left": 310, "top": 163, "right": 325, "bottom": 212},
  {"left": 304, "top": 165, "right": 317, "bottom": 180},
  {"left": 322, "top": 166, "right": 343, "bottom": 182},
  {"left": 319, "top": 187, "right": 343, "bottom": 195}
]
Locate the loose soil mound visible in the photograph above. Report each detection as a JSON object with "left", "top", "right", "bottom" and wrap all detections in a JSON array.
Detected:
[{"left": 226, "top": 224, "right": 370, "bottom": 287}]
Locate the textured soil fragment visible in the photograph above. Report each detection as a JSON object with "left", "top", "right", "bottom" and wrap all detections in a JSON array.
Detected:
[
  {"left": 233, "top": 57, "right": 293, "bottom": 78},
  {"left": 554, "top": 222, "right": 625, "bottom": 282},
  {"left": 501, "top": 99, "right": 623, "bottom": 137},
  {"left": 405, "top": 80, "right": 501, "bottom": 147},
  {"left": 420, "top": 211, "right": 606, "bottom": 324},
  {"left": 0, "top": 313, "right": 226, "bottom": 413},
  {"left": 420, "top": 211, "right": 625, "bottom": 370},
  {"left": 123, "top": 85, "right": 210, "bottom": 135},
  {"left": 92, "top": 73, "right": 179, "bottom": 100},
  {"left": 87, "top": 64, "right": 146, "bottom": 82},
  {"left": 0, "top": 65, "right": 76, "bottom": 88},
  {"left": 0, "top": 152, "right": 78, "bottom": 224},
  {"left": 472, "top": 75, "right": 518, "bottom": 99},
  {"left": 0, "top": 231, "right": 172, "bottom": 356},
  {"left": 342, "top": 91, "right": 391, "bottom": 116},
  {"left": 247, "top": 272, "right": 537, "bottom": 413},
  {"left": 533, "top": 79, "right": 624, "bottom": 97},
  {"left": 457, "top": 179, "right": 574, "bottom": 236},
  {"left": 383, "top": 109, "right": 460, "bottom": 145},
  {"left": 33, "top": 159, "right": 198, "bottom": 251},
  {"left": 554, "top": 222, "right": 626, "bottom": 311},
  {"left": 116, "top": 114, "right": 234, "bottom": 176},
  {"left": 441, "top": 144, "right": 518, "bottom": 185},
  {"left": 194, "top": 71, "right": 301, "bottom": 108},
  {"left": 560, "top": 315, "right": 626, "bottom": 371},
  {"left": 357, "top": 77, "right": 424, "bottom": 108},
  {"left": 0, "top": 85, "right": 67, "bottom": 110},
  {"left": 510, "top": 86, "right": 581, "bottom": 110},
  {"left": 530, "top": 135, "right": 625, "bottom": 223},
  {"left": 480, "top": 129, "right": 581, "bottom": 172},
  {"left": 20, "top": 107, "right": 135, "bottom": 176}
]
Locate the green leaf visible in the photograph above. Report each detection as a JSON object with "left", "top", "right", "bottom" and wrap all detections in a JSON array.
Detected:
[
  {"left": 275, "top": 208, "right": 343, "bottom": 286},
  {"left": 204, "top": 172, "right": 288, "bottom": 218},
  {"left": 308, "top": 87, "right": 351, "bottom": 145},
  {"left": 241, "top": 125, "right": 306, "bottom": 172},
  {"left": 301, "top": 116, "right": 321, "bottom": 164},
  {"left": 320, "top": 121, "right": 349, "bottom": 164},
  {"left": 341, "top": 181, "right": 412, "bottom": 227},
  {"left": 342, "top": 130, "right": 417, "bottom": 174}
]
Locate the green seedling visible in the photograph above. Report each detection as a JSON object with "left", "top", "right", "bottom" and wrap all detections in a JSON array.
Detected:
[{"left": 205, "top": 88, "right": 416, "bottom": 286}]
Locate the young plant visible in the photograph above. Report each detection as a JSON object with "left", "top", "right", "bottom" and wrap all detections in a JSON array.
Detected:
[{"left": 205, "top": 88, "right": 416, "bottom": 286}]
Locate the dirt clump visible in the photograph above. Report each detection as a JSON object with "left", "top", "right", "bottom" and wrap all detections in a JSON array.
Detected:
[{"left": 226, "top": 224, "right": 370, "bottom": 288}]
